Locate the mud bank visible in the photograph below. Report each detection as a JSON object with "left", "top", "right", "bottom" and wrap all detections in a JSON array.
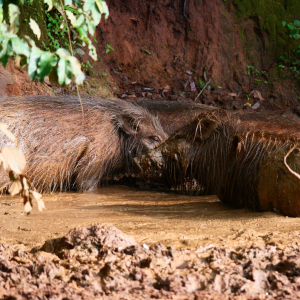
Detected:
[
  {"left": 1, "top": 224, "right": 300, "bottom": 299},
  {"left": 0, "top": 187, "right": 300, "bottom": 299}
]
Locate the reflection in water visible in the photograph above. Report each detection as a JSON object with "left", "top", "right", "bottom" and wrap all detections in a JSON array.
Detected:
[{"left": 0, "top": 185, "right": 300, "bottom": 249}]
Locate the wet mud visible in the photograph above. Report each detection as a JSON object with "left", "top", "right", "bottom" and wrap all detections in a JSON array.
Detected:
[
  {"left": 1, "top": 186, "right": 300, "bottom": 250},
  {"left": 1, "top": 186, "right": 300, "bottom": 299}
]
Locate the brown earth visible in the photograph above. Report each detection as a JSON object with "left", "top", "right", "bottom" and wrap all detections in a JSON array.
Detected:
[
  {"left": 1, "top": 0, "right": 300, "bottom": 110},
  {"left": 91, "top": 0, "right": 300, "bottom": 110},
  {"left": 1, "top": 1, "right": 300, "bottom": 299},
  {"left": 0, "top": 61, "right": 54, "bottom": 98},
  {"left": 2, "top": 225, "right": 300, "bottom": 300},
  {"left": 0, "top": 187, "right": 300, "bottom": 299}
]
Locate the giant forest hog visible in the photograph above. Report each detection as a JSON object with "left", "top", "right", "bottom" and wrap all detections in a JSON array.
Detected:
[
  {"left": 0, "top": 96, "right": 168, "bottom": 192},
  {"left": 135, "top": 108, "right": 300, "bottom": 217}
]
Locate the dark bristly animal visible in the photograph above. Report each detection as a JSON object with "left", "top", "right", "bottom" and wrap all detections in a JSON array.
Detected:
[
  {"left": 134, "top": 108, "right": 300, "bottom": 217},
  {"left": 0, "top": 96, "right": 168, "bottom": 192}
]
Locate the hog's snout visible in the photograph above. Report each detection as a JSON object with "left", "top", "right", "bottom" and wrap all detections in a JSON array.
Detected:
[{"left": 133, "top": 148, "right": 164, "bottom": 178}]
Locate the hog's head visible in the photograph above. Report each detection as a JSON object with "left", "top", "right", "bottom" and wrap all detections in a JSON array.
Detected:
[
  {"left": 114, "top": 107, "right": 168, "bottom": 172},
  {"left": 134, "top": 116, "right": 231, "bottom": 194}
]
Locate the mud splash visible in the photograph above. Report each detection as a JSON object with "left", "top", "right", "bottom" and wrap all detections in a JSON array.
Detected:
[{"left": 1, "top": 186, "right": 300, "bottom": 250}]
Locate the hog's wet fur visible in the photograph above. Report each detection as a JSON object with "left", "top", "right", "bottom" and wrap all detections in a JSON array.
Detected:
[
  {"left": 218, "top": 130, "right": 300, "bottom": 217},
  {"left": 135, "top": 107, "right": 300, "bottom": 216},
  {"left": 0, "top": 96, "right": 167, "bottom": 192},
  {"left": 137, "top": 100, "right": 217, "bottom": 135}
]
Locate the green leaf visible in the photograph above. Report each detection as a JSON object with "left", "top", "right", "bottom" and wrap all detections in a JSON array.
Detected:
[
  {"left": 292, "top": 33, "right": 300, "bottom": 39},
  {"left": 86, "top": 17, "right": 95, "bottom": 36},
  {"left": 11, "top": 37, "right": 30, "bottom": 57},
  {"left": 8, "top": 3, "right": 20, "bottom": 33},
  {"left": 68, "top": 56, "right": 85, "bottom": 84},
  {"left": 84, "top": 0, "right": 94, "bottom": 12},
  {"left": 74, "top": 14, "right": 84, "bottom": 27},
  {"left": 56, "top": 49, "right": 73, "bottom": 86},
  {"left": 23, "top": 35, "right": 36, "bottom": 47},
  {"left": 0, "top": 37, "right": 13, "bottom": 67},
  {"left": 107, "top": 44, "right": 114, "bottom": 51},
  {"left": 29, "top": 18, "right": 41, "bottom": 40},
  {"left": 87, "top": 41, "right": 97, "bottom": 60},
  {"left": 57, "top": 57, "right": 68, "bottom": 86},
  {"left": 75, "top": 48, "right": 85, "bottom": 55},
  {"left": 66, "top": 10, "right": 76, "bottom": 25},
  {"left": 282, "top": 21, "right": 287, "bottom": 26},
  {"left": 0, "top": 6, "right": 3, "bottom": 23},
  {"left": 294, "top": 20, "right": 300, "bottom": 27},
  {"left": 288, "top": 23, "right": 296, "bottom": 30},
  {"left": 44, "top": 0, "right": 53, "bottom": 11},
  {"left": 95, "top": 0, "right": 109, "bottom": 19},
  {"left": 38, "top": 52, "right": 57, "bottom": 82},
  {"left": 64, "top": 0, "right": 72, "bottom": 6},
  {"left": 73, "top": 0, "right": 83, "bottom": 9},
  {"left": 28, "top": 46, "right": 42, "bottom": 81},
  {"left": 91, "top": 2, "right": 101, "bottom": 26}
]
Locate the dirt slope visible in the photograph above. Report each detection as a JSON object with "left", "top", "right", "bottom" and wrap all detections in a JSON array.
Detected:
[{"left": 1, "top": 0, "right": 300, "bottom": 109}]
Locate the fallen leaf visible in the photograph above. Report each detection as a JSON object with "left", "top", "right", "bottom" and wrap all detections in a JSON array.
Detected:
[
  {"left": 1, "top": 148, "right": 26, "bottom": 174},
  {"left": 8, "top": 179, "right": 22, "bottom": 196},
  {"left": 130, "top": 18, "right": 140, "bottom": 23},
  {"left": 30, "top": 191, "right": 45, "bottom": 211},
  {"left": 228, "top": 93, "right": 237, "bottom": 97},
  {"left": 252, "top": 101, "right": 261, "bottom": 109},
  {"left": 0, "top": 123, "right": 16, "bottom": 141},
  {"left": 253, "top": 90, "right": 265, "bottom": 101},
  {"left": 0, "top": 153, "right": 9, "bottom": 170},
  {"left": 22, "top": 177, "right": 29, "bottom": 191},
  {"left": 184, "top": 77, "right": 196, "bottom": 92},
  {"left": 162, "top": 85, "right": 171, "bottom": 93},
  {"left": 24, "top": 201, "right": 32, "bottom": 213}
]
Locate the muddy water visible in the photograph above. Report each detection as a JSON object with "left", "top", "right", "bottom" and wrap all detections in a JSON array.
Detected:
[{"left": 1, "top": 186, "right": 300, "bottom": 249}]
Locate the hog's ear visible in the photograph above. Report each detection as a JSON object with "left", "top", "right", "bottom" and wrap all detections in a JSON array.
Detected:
[
  {"left": 194, "top": 118, "right": 218, "bottom": 140},
  {"left": 116, "top": 115, "right": 139, "bottom": 135}
]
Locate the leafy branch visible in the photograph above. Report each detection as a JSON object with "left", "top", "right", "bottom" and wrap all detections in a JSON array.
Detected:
[{"left": 0, "top": 0, "right": 109, "bottom": 86}]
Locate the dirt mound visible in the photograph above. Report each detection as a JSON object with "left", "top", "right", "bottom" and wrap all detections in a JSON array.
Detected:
[
  {"left": 41, "top": 225, "right": 136, "bottom": 253},
  {"left": 0, "top": 225, "right": 299, "bottom": 299}
]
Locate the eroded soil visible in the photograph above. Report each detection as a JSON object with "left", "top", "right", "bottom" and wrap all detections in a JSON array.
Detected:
[{"left": 0, "top": 187, "right": 300, "bottom": 299}]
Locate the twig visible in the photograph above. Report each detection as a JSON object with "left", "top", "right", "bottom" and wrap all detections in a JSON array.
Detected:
[
  {"left": 194, "top": 79, "right": 211, "bottom": 102},
  {"left": 284, "top": 144, "right": 300, "bottom": 180},
  {"left": 59, "top": 0, "right": 84, "bottom": 116},
  {"left": 183, "top": 0, "right": 189, "bottom": 20}
]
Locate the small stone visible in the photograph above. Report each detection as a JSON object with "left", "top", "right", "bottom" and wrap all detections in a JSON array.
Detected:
[{"left": 143, "top": 243, "right": 149, "bottom": 250}]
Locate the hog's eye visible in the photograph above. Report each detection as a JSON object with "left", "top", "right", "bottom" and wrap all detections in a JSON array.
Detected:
[{"left": 149, "top": 136, "right": 160, "bottom": 143}]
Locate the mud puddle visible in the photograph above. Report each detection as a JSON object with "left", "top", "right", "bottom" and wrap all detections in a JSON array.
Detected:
[{"left": 1, "top": 185, "right": 300, "bottom": 250}]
